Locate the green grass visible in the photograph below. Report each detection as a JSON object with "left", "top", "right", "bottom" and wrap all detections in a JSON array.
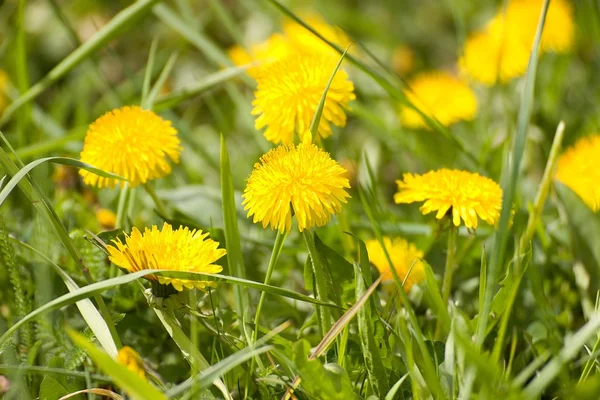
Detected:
[{"left": 1, "top": 0, "right": 600, "bottom": 399}]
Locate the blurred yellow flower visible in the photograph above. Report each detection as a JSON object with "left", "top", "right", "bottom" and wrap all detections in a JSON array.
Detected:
[
  {"left": 252, "top": 53, "right": 355, "bottom": 145},
  {"left": 107, "top": 222, "right": 226, "bottom": 292},
  {"left": 227, "top": 34, "right": 292, "bottom": 77},
  {"left": 392, "top": 45, "right": 415, "bottom": 76},
  {"left": 394, "top": 169, "right": 503, "bottom": 229},
  {"left": 96, "top": 208, "right": 116, "bottom": 230},
  {"left": 556, "top": 135, "right": 600, "bottom": 212},
  {"left": 460, "top": 0, "right": 574, "bottom": 85},
  {"left": 283, "top": 14, "right": 352, "bottom": 58},
  {"left": 400, "top": 71, "right": 478, "bottom": 129},
  {"left": 495, "top": 0, "right": 574, "bottom": 54},
  {"left": 79, "top": 106, "right": 181, "bottom": 189},
  {"left": 0, "top": 70, "right": 8, "bottom": 114},
  {"left": 116, "top": 346, "right": 146, "bottom": 380},
  {"left": 242, "top": 134, "right": 350, "bottom": 233},
  {"left": 365, "top": 237, "right": 425, "bottom": 291}
]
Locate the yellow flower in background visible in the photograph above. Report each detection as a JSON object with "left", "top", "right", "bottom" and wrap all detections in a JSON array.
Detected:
[
  {"left": 392, "top": 45, "right": 415, "bottom": 76},
  {"left": 242, "top": 133, "right": 350, "bottom": 233},
  {"left": 96, "top": 208, "right": 117, "bottom": 230},
  {"left": 496, "top": 0, "right": 574, "bottom": 54},
  {"left": 400, "top": 71, "right": 478, "bottom": 129},
  {"left": 459, "top": 25, "right": 531, "bottom": 85},
  {"left": 394, "top": 169, "right": 503, "bottom": 229},
  {"left": 116, "top": 346, "right": 146, "bottom": 380},
  {"left": 459, "top": 0, "right": 574, "bottom": 85},
  {"left": 283, "top": 14, "right": 353, "bottom": 58},
  {"left": 252, "top": 53, "right": 355, "bottom": 145},
  {"left": 228, "top": 34, "right": 292, "bottom": 77},
  {"left": 79, "top": 106, "right": 181, "bottom": 189},
  {"left": 556, "top": 135, "right": 600, "bottom": 212},
  {"left": 251, "top": 53, "right": 355, "bottom": 145},
  {"left": 107, "top": 223, "right": 226, "bottom": 292},
  {"left": 0, "top": 70, "right": 8, "bottom": 114},
  {"left": 365, "top": 237, "right": 425, "bottom": 291}
]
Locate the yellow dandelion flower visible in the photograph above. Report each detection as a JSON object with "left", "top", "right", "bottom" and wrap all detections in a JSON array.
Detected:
[
  {"left": 79, "top": 106, "right": 181, "bottom": 188},
  {"left": 227, "top": 34, "right": 292, "bottom": 77},
  {"left": 459, "top": 22, "right": 531, "bottom": 85},
  {"left": 460, "top": 0, "right": 574, "bottom": 85},
  {"left": 365, "top": 237, "right": 425, "bottom": 291},
  {"left": 394, "top": 169, "right": 503, "bottom": 229},
  {"left": 496, "top": 0, "right": 575, "bottom": 54},
  {"left": 242, "top": 135, "right": 350, "bottom": 233},
  {"left": 116, "top": 346, "right": 146, "bottom": 380},
  {"left": 252, "top": 53, "right": 355, "bottom": 145},
  {"left": 0, "top": 70, "right": 8, "bottom": 114},
  {"left": 107, "top": 222, "right": 226, "bottom": 292},
  {"left": 556, "top": 135, "right": 600, "bottom": 212},
  {"left": 96, "top": 208, "right": 117, "bottom": 230},
  {"left": 400, "top": 71, "right": 478, "bottom": 129},
  {"left": 283, "top": 14, "right": 353, "bottom": 58}
]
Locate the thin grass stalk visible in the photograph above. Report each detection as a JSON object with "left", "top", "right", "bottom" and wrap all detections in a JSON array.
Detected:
[
  {"left": 476, "top": 0, "right": 550, "bottom": 346},
  {"left": 143, "top": 183, "right": 169, "bottom": 219}
]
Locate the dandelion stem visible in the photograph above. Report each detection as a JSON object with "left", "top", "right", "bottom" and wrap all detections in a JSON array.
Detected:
[
  {"left": 144, "top": 182, "right": 169, "bottom": 219},
  {"left": 302, "top": 229, "right": 333, "bottom": 336},
  {"left": 115, "top": 183, "right": 130, "bottom": 230},
  {"left": 247, "top": 229, "right": 287, "bottom": 384},
  {"left": 441, "top": 224, "right": 458, "bottom": 306}
]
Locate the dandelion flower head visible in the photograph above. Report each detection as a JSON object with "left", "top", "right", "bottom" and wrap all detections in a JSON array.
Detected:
[
  {"left": 79, "top": 106, "right": 181, "bottom": 188},
  {"left": 394, "top": 169, "right": 503, "bottom": 229},
  {"left": 242, "top": 134, "right": 350, "bottom": 233},
  {"left": 459, "top": 0, "right": 574, "bottom": 85},
  {"left": 556, "top": 134, "right": 600, "bottom": 212},
  {"left": 252, "top": 53, "right": 355, "bottom": 145},
  {"left": 116, "top": 346, "right": 146, "bottom": 380},
  {"left": 365, "top": 237, "right": 425, "bottom": 291},
  {"left": 96, "top": 208, "right": 117, "bottom": 230},
  {"left": 400, "top": 71, "right": 478, "bottom": 129},
  {"left": 107, "top": 223, "right": 226, "bottom": 291}
]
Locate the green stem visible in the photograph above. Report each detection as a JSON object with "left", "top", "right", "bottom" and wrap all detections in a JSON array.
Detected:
[
  {"left": 115, "top": 183, "right": 130, "bottom": 230},
  {"left": 302, "top": 229, "right": 332, "bottom": 336},
  {"left": 149, "top": 292, "right": 232, "bottom": 400},
  {"left": 519, "top": 121, "right": 565, "bottom": 251},
  {"left": 244, "top": 230, "right": 287, "bottom": 397},
  {"left": 441, "top": 224, "right": 458, "bottom": 305},
  {"left": 144, "top": 182, "right": 169, "bottom": 219}
]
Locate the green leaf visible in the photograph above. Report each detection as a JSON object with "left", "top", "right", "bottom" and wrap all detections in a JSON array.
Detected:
[
  {"left": 220, "top": 135, "right": 248, "bottom": 320},
  {"left": 292, "top": 340, "right": 361, "bottom": 400},
  {"left": 314, "top": 233, "right": 354, "bottom": 306},
  {"left": 68, "top": 330, "right": 166, "bottom": 400},
  {"left": 0, "top": 157, "right": 124, "bottom": 208},
  {"left": 354, "top": 263, "right": 389, "bottom": 397},
  {"left": 39, "top": 376, "right": 69, "bottom": 400}
]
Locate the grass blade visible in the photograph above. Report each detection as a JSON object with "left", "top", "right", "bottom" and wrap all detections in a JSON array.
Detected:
[
  {"left": 476, "top": 0, "right": 550, "bottom": 346},
  {"left": 0, "top": 156, "right": 124, "bottom": 208},
  {"left": 68, "top": 330, "right": 166, "bottom": 400},
  {"left": 14, "top": 239, "right": 119, "bottom": 357},
  {"left": 220, "top": 135, "right": 248, "bottom": 320},
  {"left": 0, "top": 0, "right": 161, "bottom": 128}
]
